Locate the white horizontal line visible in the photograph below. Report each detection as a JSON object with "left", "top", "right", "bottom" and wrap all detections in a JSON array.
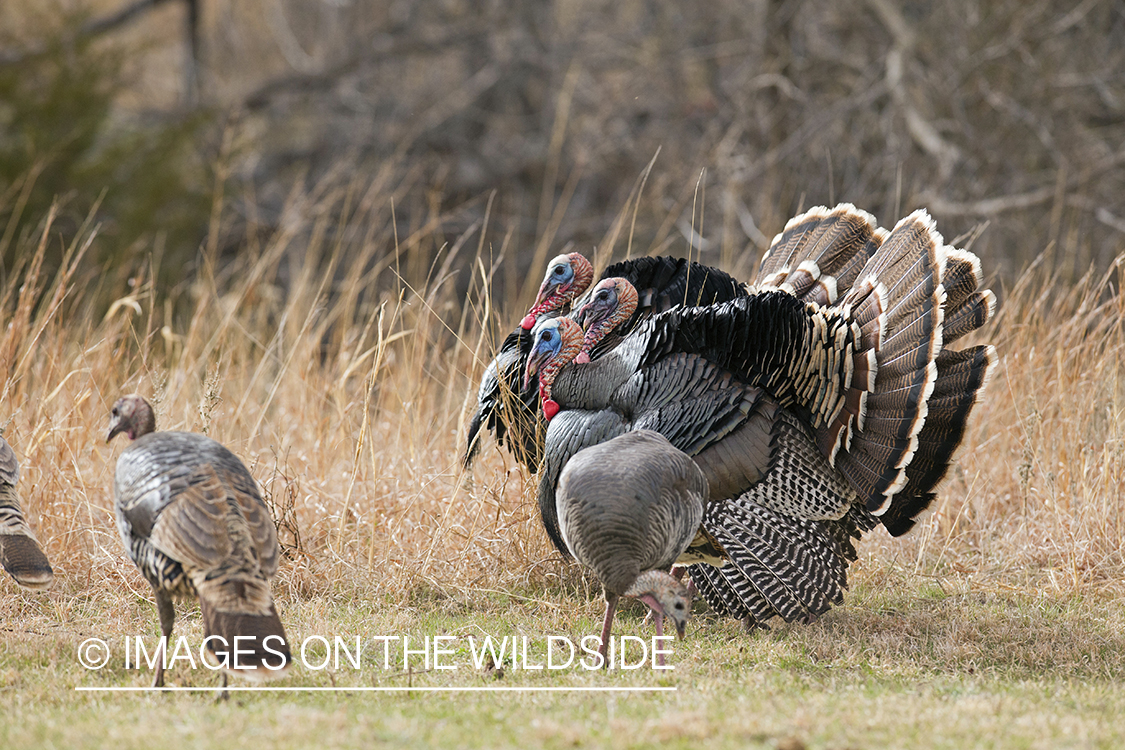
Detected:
[{"left": 75, "top": 686, "right": 676, "bottom": 693}]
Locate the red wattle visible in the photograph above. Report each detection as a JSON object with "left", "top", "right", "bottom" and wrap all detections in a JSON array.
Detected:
[
  {"left": 574, "top": 351, "right": 591, "bottom": 364},
  {"left": 520, "top": 313, "right": 537, "bottom": 330},
  {"left": 543, "top": 399, "right": 560, "bottom": 420}
]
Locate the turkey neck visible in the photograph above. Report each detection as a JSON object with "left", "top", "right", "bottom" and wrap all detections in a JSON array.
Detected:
[
  {"left": 526, "top": 252, "right": 595, "bottom": 325},
  {"left": 549, "top": 328, "right": 651, "bottom": 411},
  {"left": 624, "top": 569, "right": 683, "bottom": 600},
  {"left": 577, "top": 278, "right": 639, "bottom": 352}
]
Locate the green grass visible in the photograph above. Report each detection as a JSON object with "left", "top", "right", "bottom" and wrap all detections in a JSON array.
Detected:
[{"left": 4, "top": 564, "right": 1125, "bottom": 749}]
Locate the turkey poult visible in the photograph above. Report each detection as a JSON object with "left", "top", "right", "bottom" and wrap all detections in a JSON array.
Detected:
[
  {"left": 556, "top": 430, "right": 711, "bottom": 667},
  {"left": 463, "top": 252, "right": 746, "bottom": 471},
  {"left": 106, "top": 395, "right": 291, "bottom": 687},
  {"left": 528, "top": 204, "right": 997, "bottom": 629},
  {"left": 0, "top": 436, "right": 55, "bottom": 590}
]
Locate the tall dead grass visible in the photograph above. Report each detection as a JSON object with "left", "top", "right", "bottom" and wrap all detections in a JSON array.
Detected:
[
  {"left": 862, "top": 252, "right": 1125, "bottom": 595},
  {"left": 1, "top": 179, "right": 1123, "bottom": 616}
]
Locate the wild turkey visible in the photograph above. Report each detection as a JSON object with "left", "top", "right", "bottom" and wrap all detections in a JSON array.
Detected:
[
  {"left": 556, "top": 430, "right": 713, "bottom": 666},
  {"left": 464, "top": 253, "right": 595, "bottom": 471},
  {"left": 0, "top": 436, "right": 55, "bottom": 590},
  {"left": 526, "top": 204, "right": 996, "bottom": 628},
  {"left": 464, "top": 253, "right": 746, "bottom": 470},
  {"left": 106, "top": 395, "right": 292, "bottom": 686}
]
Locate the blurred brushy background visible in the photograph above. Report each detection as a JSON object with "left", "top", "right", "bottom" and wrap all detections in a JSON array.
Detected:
[{"left": 3, "top": 0, "right": 1124, "bottom": 312}]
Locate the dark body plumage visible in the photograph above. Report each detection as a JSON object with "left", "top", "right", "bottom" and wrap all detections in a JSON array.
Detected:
[
  {"left": 530, "top": 204, "right": 997, "bottom": 629},
  {"left": 464, "top": 326, "right": 544, "bottom": 469},
  {"left": 0, "top": 436, "right": 54, "bottom": 590},
  {"left": 464, "top": 255, "right": 748, "bottom": 471},
  {"left": 109, "top": 396, "right": 291, "bottom": 685}
]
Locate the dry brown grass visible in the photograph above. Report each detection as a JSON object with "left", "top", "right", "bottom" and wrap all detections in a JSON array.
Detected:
[
  {"left": 0, "top": 178, "right": 565, "bottom": 611},
  {"left": 858, "top": 250, "right": 1125, "bottom": 596},
  {"left": 1, "top": 174, "right": 1123, "bottom": 616}
]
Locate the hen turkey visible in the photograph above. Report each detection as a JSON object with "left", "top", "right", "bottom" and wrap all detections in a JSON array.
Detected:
[
  {"left": 107, "top": 395, "right": 292, "bottom": 686},
  {"left": 556, "top": 430, "right": 712, "bottom": 665}
]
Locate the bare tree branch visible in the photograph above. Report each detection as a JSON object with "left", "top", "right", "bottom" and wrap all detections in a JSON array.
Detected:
[
  {"left": 868, "top": 0, "right": 962, "bottom": 181},
  {"left": 241, "top": 28, "right": 489, "bottom": 112},
  {"left": 921, "top": 187, "right": 1057, "bottom": 216},
  {"left": 0, "top": 0, "right": 180, "bottom": 66},
  {"left": 921, "top": 150, "right": 1125, "bottom": 217},
  {"left": 82, "top": 0, "right": 178, "bottom": 37}
]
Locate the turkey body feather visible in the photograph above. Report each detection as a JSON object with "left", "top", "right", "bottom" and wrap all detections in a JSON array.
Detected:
[
  {"left": 114, "top": 431, "right": 280, "bottom": 602},
  {"left": 0, "top": 436, "right": 55, "bottom": 591},
  {"left": 528, "top": 203, "right": 996, "bottom": 629}
]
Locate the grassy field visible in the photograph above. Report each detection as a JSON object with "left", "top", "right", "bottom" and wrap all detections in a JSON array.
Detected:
[
  {"left": 2, "top": 184, "right": 1125, "bottom": 748},
  {"left": 4, "top": 572, "right": 1124, "bottom": 748}
]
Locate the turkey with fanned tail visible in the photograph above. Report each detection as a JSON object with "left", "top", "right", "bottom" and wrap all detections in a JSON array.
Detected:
[
  {"left": 106, "top": 395, "right": 292, "bottom": 686},
  {"left": 527, "top": 204, "right": 996, "bottom": 629}
]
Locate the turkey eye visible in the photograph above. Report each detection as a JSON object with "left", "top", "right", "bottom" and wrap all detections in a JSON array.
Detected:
[
  {"left": 553, "top": 266, "right": 565, "bottom": 276},
  {"left": 542, "top": 331, "right": 554, "bottom": 342},
  {"left": 675, "top": 602, "right": 685, "bottom": 610},
  {"left": 112, "top": 408, "right": 119, "bottom": 416}
]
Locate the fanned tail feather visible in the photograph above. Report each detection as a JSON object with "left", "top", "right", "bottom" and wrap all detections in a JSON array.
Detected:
[
  {"left": 880, "top": 344, "right": 997, "bottom": 535},
  {"left": 784, "top": 207, "right": 996, "bottom": 529},
  {"left": 823, "top": 210, "right": 948, "bottom": 514},
  {"left": 757, "top": 204, "right": 886, "bottom": 305},
  {"left": 940, "top": 249, "right": 997, "bottom": 345}
]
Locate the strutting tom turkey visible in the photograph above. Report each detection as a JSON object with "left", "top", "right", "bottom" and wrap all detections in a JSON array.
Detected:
[{"left": 526, "top": 204, "right": 996, "bottom": 629}]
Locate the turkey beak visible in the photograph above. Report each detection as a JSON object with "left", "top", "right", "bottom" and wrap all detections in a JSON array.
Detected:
[
  {"left": 572, "top": 303, "right": 590, "bottom": 330},
  {"left": 523, "top": 356, "right": 540, "bottom": 391},
  {"left": 532, "top": 280, "right": 563, "bottom": 312},
  {"left": 674, "top": 618, "right": 687, "bottom": 640},
  {"left": 106, "top": 416, "right": 124, "bottom": 444}
]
